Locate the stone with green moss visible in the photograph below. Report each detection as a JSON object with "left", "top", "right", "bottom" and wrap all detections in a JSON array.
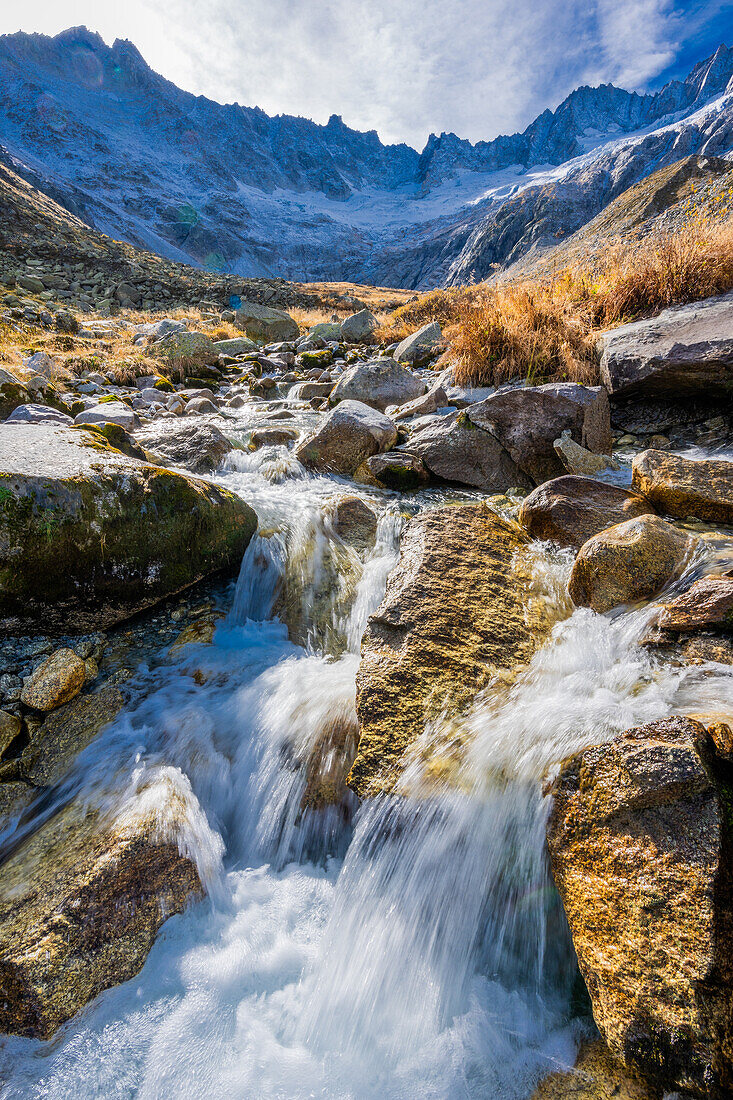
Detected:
[{"left": 0, "top": 423, "right": 257, "bottom": 633}]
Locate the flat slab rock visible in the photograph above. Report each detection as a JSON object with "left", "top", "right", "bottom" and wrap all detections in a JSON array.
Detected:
[
  {"left": 349, "top": 505, "right": 548, "bottom": 797},
  {"left": 0, "top": 423, "right": 257, "bottom": 633},
  {"left": 0, "top": 796, "right": 202, "bottom": 1039},
  {"left": 547, "top": 716, "right": 733, "bottom": 1097},
  {"left": 600, "top": 290, "right": 733, "bottom": 398}
]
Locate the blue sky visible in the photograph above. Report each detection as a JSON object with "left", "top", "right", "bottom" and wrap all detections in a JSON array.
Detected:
[{"left": 2, "top": 0, "right": 732, "bottom": 147}]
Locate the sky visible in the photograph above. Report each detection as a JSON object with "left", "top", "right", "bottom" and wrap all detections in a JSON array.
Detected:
[{"left": 1, "top": 0, "right": 732, "bottom": 149}]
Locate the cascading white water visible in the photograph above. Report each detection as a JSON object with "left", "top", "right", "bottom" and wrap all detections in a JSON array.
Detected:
[{"left": 2, "top": 420, "right": 732, "bottom": 1100}]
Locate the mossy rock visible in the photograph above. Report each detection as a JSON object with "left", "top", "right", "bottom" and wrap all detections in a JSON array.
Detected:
[
  {"left": 71, "top": 422, "right": 147, "bottom": 461},
  {"left": 0, "top": 423, "right": 258, "bottom": 633},
  {"left": 153, "top": 375, "right": 176, "bottom": 393}
]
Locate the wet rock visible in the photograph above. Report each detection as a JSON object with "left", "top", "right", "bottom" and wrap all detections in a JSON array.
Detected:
[
  {"left": 519, "top": 476, "right": 655, "bottom": 550},
  {"left": 134, "top": 421, "right": 233, "bottom": 473},
  {"left": 288, "top": 381, "right": 334, "bottom": 403},
  {"left": 21, "top": 683, "right": 124, "bottom": 786},
  {"left": 554, "top": 430, "right": 618, "bottom": 476},
  {"left": 600, "top": 290, "right": 733, "bottom": 399},
  {"left": 149, "top": 330, "right": 219, "bottom": 372},
  {"left": 532, "top": 1039, "right": 661, "bottom": 1099},
  {"left": 339, "top": 309, "right": 377, "bottom": 343},
  {"left": 568, "top": 514, "right": 695, "bottom": 613},
  {"left": 468, "top": 384, "right": 612, "bottom": 485},
  {"left": 0, "top": 423, "right": 257, "bottom": 633},
  {"left": 330, "top": 358, "right": 426, "bottom": 412},
  {"left": 356, "top": 451, "right": 429, "bottom": 490},
  {"left": 249, "top": 427, "right": 298, "bottom": 449},
  {"left": 394, "top": 321, "right": 442, "bottom": 366},
  {"left": 350, "top": 506, "right": 545, "bottom": 797},
  {"left": 405, "top": 411, "right": 531, "bottom": 491},
  {"left": 659, "top": 574, "right": 733, "bottom": 633},
  {"left": 20, "top": 648, "right": 86, "bottom": 712},
  {"left": 329, "top": 497, "right": 378, "bottom": 552},
  {"left": 0, "top": 791, "right": 203, "bottom": 1038},
  {"left": 235, "top": 301, "right": 299, "bottom": 342},
  {"left": 547, "top": 716, "right": 733, "bottom": 1098},
  {"left": 0, "top": 712, "right": 21, "bottom": 756},
  {"left": 6, "top": 404, "right": 72, "bottom": 425},
  {"left": 631, "top": 450, "right": 733, "bottom": 525},
  {"left": 295, "top": 399, "right": 397, "bottom": 476}
]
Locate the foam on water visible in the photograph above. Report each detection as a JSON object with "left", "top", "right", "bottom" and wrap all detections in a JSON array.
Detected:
[{"left": 2, "top": 440, "right": 732, "bottom": 1099}]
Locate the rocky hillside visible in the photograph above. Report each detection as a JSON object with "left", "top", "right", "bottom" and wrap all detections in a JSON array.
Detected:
[{"left": 1, "top": 28, "right": 731, "bottom": 288}]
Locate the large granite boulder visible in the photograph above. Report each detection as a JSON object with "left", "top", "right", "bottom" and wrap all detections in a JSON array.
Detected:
[
  {"left": 0, "top": 423, "right": 257, "bottom": 633},
  {"left": 519, "top": 476, "right": 655, "bottom": 550},
  {"left": 134, "top": 420, "right": 233, "bottom": 473},
  {"left": 235, "top": 301, "right": 299, "bottom": 342},
  {"left": 467, "top": 384, "right": 612, "bottom": 485},
  {"left": 394, "top": 322, "right": 442, "bottom": 366},
  {"left": 0, "top": 786, "right": 205, "bottom": 1038},
  {"left": 568, "top": 514, "right": 695, "bottom": 613},
  {"left": 600, "top": 291, "right": 733, "bottom": 399},
  {"left": 632, "top": 450, "right": 733, "bottom": 525},
  {"left": 404, "top": 411, "right": 532, "bottom": 491},
  {"left": 295, "top": 400, "right": 397, "bottom": 476},
  {"left": 339, "top": 309, "right": 377, "bottom": 343},
  {"left": 74, "top": 403, "right": 139, "bottom": 432},
  {"left": 349, "top": 506, "right": 546, "bottom": 797},
  {"left": 329, "top": 358, "right": 426, "bottom": 412},
  {"left": 547, "top": 716, "right": 733, "bottom": 1097},
  {"left": 149, "top": 330, "right": 219, "bottom": 371}
]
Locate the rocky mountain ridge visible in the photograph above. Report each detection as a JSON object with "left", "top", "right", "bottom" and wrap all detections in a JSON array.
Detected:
[{"left": 0, "top": 29, "right": 732, "bottom": 287}]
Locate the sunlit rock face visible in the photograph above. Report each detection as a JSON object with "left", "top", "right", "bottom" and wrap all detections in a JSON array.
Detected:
[{"left": 0, "top": 29, "right": 731, "bottom": 287}]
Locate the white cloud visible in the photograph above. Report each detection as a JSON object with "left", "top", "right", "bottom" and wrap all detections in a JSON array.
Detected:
[{"left": 0, "top": 0, "right": 726, "bottom": 148}]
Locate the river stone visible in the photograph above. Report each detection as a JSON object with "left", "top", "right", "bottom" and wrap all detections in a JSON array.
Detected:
[
  {"left": 0, "top": 796, "right": 202, "bottom": 1039},
  {"left": 295, "top": 400, "right": 397, "bottom": 476},
  {"left": 6, "top": 404, "right": 73, "bottom": 425},
  {"left": 235, "top": 302, "right": 299, "bottom": 342},
  {"left": 329, "top": 358, "right": 426, "bottom": 412},
  {"left": 519, "top": 476, "right": 655, "bottom": 550},
  {"left": 75, "top": 403, "right": 139, "bottom": 431},
  {"left": 249, "top": 427, "right": 299, "bottom": 449},
  {"left": 390, "top": 384, "right": 448, "bottom": 421},
  {"left": 405, "top": 411, "right": 532, "bottom": 491},
  {"left": 20, "top": 648, "right": 86, "bottom": 712},
  {"left": 356, "top": 451, "right": 429, "bottom": 491},
  {"left": 0, "top": 423, "right": 257, "bottom": 633},
  {"left": 600, "top": 290, "right": 733, "bottom": 399},
  {"left": 350, "top": 506, "right": 545, "bottom": 797},
  {"left": 339, "top": 309, "right": 377, "bottom": 343},
  {"left": 288, "top": 381, "right": 334, "bottom": 402},
  {"left": 467, "top": 384, "right": 612, "bottom": 485},
  {"left": 394, "top": 322, "right": 442, "bottom": 366},
  {"left": 0, "top": 712, "right": 21, "bottom": 757},
  {"left": 149, "top": 330, "right": 219, "bottom": 371},
  {"left": 631, "top": 450, "right": 733, "bottom": 525},
  {"left": 554, "top": 430, "right": 617, "bottom": 476},
  {"left": 659, "top": 574, "right": 733, "bottom": 633},
  {"left": 21, "top": 684, "right": 124, "bottom": 787},
  {"left": 134, "top": 421, "right": 233, "bottom": 473},
  {"left": 568, "top": 514, "right": 695, "bottom": 613},
  {"left": 547, "top": 716, "right": 733, "bottom": 1097},
  {"left": 329, "top": 497, "right": 378, "bottom": 552},
  {"left": 185, "top": 396, "right": 219, "bottom": 416},
  {"left": 532, "top": 1039, "right": 659, "bottom": 1100}
]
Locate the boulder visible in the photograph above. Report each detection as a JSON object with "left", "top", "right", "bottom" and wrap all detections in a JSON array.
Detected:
[
  {"left": 328, "top": 497, "right": 379, "bottom": 552},
  {"left": 132, "top": 318, "right": 187, "bottom": 339},
  {"left": 20, "top": 648, "right": 86, "bottom": 712},
  {"left": 349, "top": 506, "right": 546, "bottom": 797},
  {"left": 394, "top": 322, "right": 442, "bottom": 366},
  {"left": 0, "top": 789, "right": 203, "bottom": 1038},
  {"left": 339, "top": 309, "right": 377, "bottom": 343},
  {"left": 74, "top": 403, "right": 139, "bottom": 431},
  {"left": 149, "top": 331, "right": 219, "bottom": 372},
  {"left": 600, "top": 290, "right": 733, "bottom": 399},
  {"left": 659, "top": 574, "right": 733, "bottom": 633},
  {"left": 632, "top": 450, "right": 733, "bottom": 525},
  {"left": 295, "top": 400, "right": 397, "bottom": 476},
  {"left": 249, "top": 427, "right": 299, "bottom": 449},
  {"left": 568, "top": 514, "right": 695, "bottom": 613},
  {"left": 391, "top": 384, "right": 448, "bottom": 421},
  {"left": 6, "top": 404, "right": 72, "bottom": 425},
  {"left": 405, "top": 411, "right": 532, "bottom": 491},
  {"left": 212, "top": 337, "right": 258, "bottom": 356},
  {"left": 467, "top": 384, "right": 612, "bottom": 485},
  {"left": 532, "top": 1039, "right": 659, "bottom": 1100},
  {"left": 356, "top": 451, "right": 429, "bottom": 491},
  {"left": 288, "top": 381, "right": 334, "bottom": 403},
  {"left": 185, "top": 396, "right": 219, "bottom": 416},
  {"left": 329, "top": 358, "right": 426, "bottom": 412},
  {"left": 307, "top": 322, "right": 342, "bottom": 343},
  {"left": 519, "top": 476, "right": 655, "bottom": 550},
  {"left": 235, "top": 302, "right": 299, "bottom": 342},
  {"left": 134, "top": 421, "right": 233, "bottom": 473},
  {"left": 547, "top": 716, "right": 733, "bottom": 1097},
  {"left": 0, "top": 712, "right": 21, "bottom": 757},
  {"left": 0, "top": 423, "right": 257, "bottom": 633},
  {"left": 0, "top": 367, "right": 33, "bottom": 419}
]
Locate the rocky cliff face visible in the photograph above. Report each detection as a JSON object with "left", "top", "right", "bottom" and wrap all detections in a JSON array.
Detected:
[{"left": 0, "top": 28, "right": 732, "bottom": 287}]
